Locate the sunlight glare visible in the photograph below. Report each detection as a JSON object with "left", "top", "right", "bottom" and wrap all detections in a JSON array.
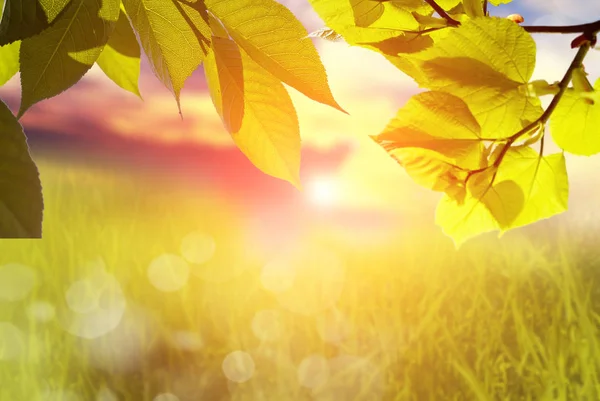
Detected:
[
  {"left": 0, "top": 322, "right": 24, "bottom": 361},
  {"left": 180, "top": 231, "right": 216, "bottom": 264},
  {"left": 297, "top": 354, "right": 330, "bottom": 389},
  {"left": 147, "top": 254, "right": 190, "bottom": 292},
  {"left": 251, "top": 309, "right": 283, "bottom": 342},
  {"left": 307, "top": 177, "right": 339, "bottom": 207},
  {"left": 222, "top": 351, "right": 255, "bottom": 383},
  {"left": 0, "top": 263, "right": 37, "bottom": 302},
  {"left": 26, "top": 301, "right": 56, "bottom": 323}
]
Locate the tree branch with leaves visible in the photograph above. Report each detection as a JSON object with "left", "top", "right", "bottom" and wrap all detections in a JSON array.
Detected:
[{"left": 0, "top": 0, "right": 599, "bottom": 247}]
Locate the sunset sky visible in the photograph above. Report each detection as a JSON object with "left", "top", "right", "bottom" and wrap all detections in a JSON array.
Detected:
[{"left": 1, "top": 0, "right": 600, "bottom": 222}]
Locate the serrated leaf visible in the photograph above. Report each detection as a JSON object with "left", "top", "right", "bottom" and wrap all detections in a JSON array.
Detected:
[
  {"left": 551, "top": 79, "right": 600, "bottom": 156},
  {"left": 0, "top": 0, "right": 72, "bottom": 45},
  {"left": 206, "top": 0, "right": 343, "bottom": 113},
  {"left": 389, "top": 147, "right": 468, "bottom": 201},
  {"left": 374, "top": 91, "right": 483, "bottom": 169},
  {"left": 308, "top": 0, "right": 420, "bottom": 45},
  {"left": 97, "top": 9, "right": 141, "bottom": 97},
  {"left": 123, "top": 0, "right": 211, "bottom": 109},
  {"left": 19, "top": 0, "right": 121, "bottom": 117},
  {"left": 0, "top": 40, "right": 19, "bottom": 86},
  {"left": 436, "top": 146, "right": 567, "bottom": 247},
  {"left": 408, "top": 17, "right": 542, "bottom": 138},
  {"left": 204, "top": 35, "right": 301, "bottom": 188},
  {"left": 462, "top": 0, "right": 484, "bottom": 17},
  {"left": 351, "top": 0, "right": 385, "bottom": 27},
  {"left": 436, "top": 191, "right": 499, "bottom": 248},
  {"left": 496, "top": 147, "right": 568, "bottom": 228},
  {"left": 0, "top": 100, "right": 43, "bottom": 238}
]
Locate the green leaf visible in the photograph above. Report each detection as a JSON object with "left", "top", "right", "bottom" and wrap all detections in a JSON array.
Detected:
[
  {"left": 351, "top": 0, "right": 385, "bottom": 27},
  {"left": 96, "top": 8, "right": 142, "bottom": 97},
  {"left": 550, "top": 79, "right": 600, "bottom": 156},
  {"left": 204, "top": 35, "right": 301, "bottom": 188},
  {"left": 408, "top": 17, "right": 542, "bottom": 138},
  {"left": 123, "top": 0, "right": 211, "bottom": 109},
  {"left": 0, "top": 0, "right": 72, "bottom": 46},
  {"left": 0, "top": 40, "right": 19, "bottom": 86},
  {"left": 373, "top": 91, "right": 483, "bottom": 169},
  {"left": 495, "top": 147, "right": 568, "bottom": 228},
  {"left": 19, "top": 0, "right": 121, "bottom": 117},
  {"left": 436, "top": 147, "right": 567, "bottom": 247},
  {"left": 206, "top": 0, "right": 344, "bottom": 113},
  {"left": 388, "top": 147, "right": 468, "bottom": 201},
  {"left": 462, "top": 0, "right": 484, "bottom": 17},
  {"left": 0, "top": 100, "right": 43, "bottom": 238},
  {"left": 308, "top": 0, "right": 420, "bottom": 45}
]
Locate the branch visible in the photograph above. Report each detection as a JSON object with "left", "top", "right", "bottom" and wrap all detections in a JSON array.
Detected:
[
  {"left": 424, "top": 0, "right": 460, "bottom": 27},
  {"left": 523, "top": 19, "right": 600, "bottom": 34},
  {"left": 465, "top": 42, "right": 591, "bottom": 184}
]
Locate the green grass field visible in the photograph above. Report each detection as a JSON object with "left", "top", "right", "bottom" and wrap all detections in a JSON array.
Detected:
[{"left": 1, "top": 156, "right": 599, "bottom": 401}]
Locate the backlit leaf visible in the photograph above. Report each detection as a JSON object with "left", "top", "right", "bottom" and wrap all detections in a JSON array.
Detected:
[
  {"left": 19, "top": 0, "right": 121, "bottom": 117},
  {"left": 97, "top": 8, "right": 141, "bottom": 97},
  {"left": 0, "top": 0, "right": 72, "bottom": 45},
  {"left": 308, "top": 0, "right": 421, "bottom": 45},
  {"left": 204, "top": 35, "right": 301, "bottom": 187},
  {"left": 409, "top": 17, "right": 542, "bottom": 138},
  {"left": 123, "top": 0, "right": 211, "bottom": 109},
  {"left": 495, "top": 147, "right": 568, "bottom": 229},
  {"left": 550, "top": 79, "right": 600, "bottom": 156},
  {"left": 206, "top": 0, "right": 343, "bottom": 112},
  {"left": 0, "top": 40, "right": 19, "bottom": 86},
  {"left": 436, "top": 146, "right": 567, "bottom": 247},
  {"left": 389, "top": 148, "right": 468, "bottom": 201},
  {"left": 0, "top": 100, "right": 43, "bottom": 237},
  {"left": 373, "top": 91, "right": 483, "bottom": 169}
]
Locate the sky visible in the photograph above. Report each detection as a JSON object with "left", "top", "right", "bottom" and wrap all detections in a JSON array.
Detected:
[{"left": 1, "top": 0, "right": 600, "bottom": 223}]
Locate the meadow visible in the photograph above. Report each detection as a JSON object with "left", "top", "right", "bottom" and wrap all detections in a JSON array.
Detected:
[{"left": 1, "top": 154, "right": 599, "bottom": 401}]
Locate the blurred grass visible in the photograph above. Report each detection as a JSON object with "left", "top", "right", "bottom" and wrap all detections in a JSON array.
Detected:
[{"left": 1, "top": 157, "right": 600, "bottom": 401}]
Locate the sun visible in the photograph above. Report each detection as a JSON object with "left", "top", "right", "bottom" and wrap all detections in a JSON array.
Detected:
[{"left": 306, "top": 176, "right": 339, "bottom": 207}]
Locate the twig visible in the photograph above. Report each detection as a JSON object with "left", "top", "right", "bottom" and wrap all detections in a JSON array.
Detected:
[
  {"left": 424, "top": 0, "right": 460, "bottom": 27},
  {"left": 523, "top": 19, "right": 600, "bottom": 34},
  {"left": 465, "top": 42, "right": 591, "bottom": 184}
]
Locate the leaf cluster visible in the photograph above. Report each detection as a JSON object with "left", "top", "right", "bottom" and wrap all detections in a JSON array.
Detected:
[
  {"left": 0, "top": 0, "right": 599, "bottom": 245},
  {"left": 0, "top": 0, "right": 347, "bottom": 236},
  {"left": 308, "top": 0, "right": 600, "bottom": 246}
]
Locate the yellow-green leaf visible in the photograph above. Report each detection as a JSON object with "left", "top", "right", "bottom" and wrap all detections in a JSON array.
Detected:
[
  {"left": 204, "top": 36, "right": 301, "bottom": 187},
  {"left": 550, "top": 79, "right": 600, "bottom": 156},
  {"left": 436, "top": 191, "right": 499, "bottom": 248},
  {"left": 351, "top": 0, "right": 385, "bottom": 27},
  {"left": 436, "top": 146, "right": 567, "bottom": 247},
  {"left": 389, "top": 147, "right": 468, "bottom": 201},
  {"left": 97, "top": 9, "right": 141, "bottom": 97},
  {"left": 373, "top": 91, "right": 483, "bottom": 169},
  {"left": 123, "top": 0, "right": 211, "bottom": 108},
  {"left": 0, "top": 100, "right": 43, "bottom": 237},
  {"left": 0, "top": 40, "right": 19, "bottom": 86},
  {"left": 0, "top": 0, "right": 72, "bottom": 45},
  {"left": 495, "top": 147, "right": 568, "bottom": 229},
  {"left": 207, "top": 0, "right": 343, "bottom": 112},
  {"left": 19, "top": 0, "right": 120, "bottom": 117},
  {"left": 462, "top": 0, "right": 484, "bottom": 17},
  {"left": 308, "top": 0, "right": 421, "bottom": 44},
  {"left": 409, "top": 17, "right": 542, "bottom": 138}
]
